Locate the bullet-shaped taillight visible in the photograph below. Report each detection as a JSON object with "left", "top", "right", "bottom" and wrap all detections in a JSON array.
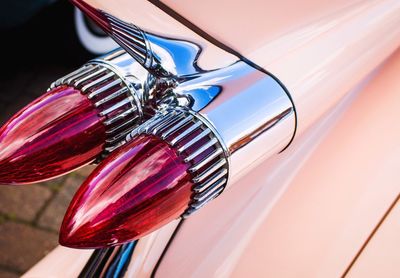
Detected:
[
  {"left": 0, "top": 85, "right": 105, "bottom": 184},
  {"left": 0, "top": 49, "right": 145, "bottom": 184},
  {"left": 60, "top": 109, "right": 229, "bottom": 248}
]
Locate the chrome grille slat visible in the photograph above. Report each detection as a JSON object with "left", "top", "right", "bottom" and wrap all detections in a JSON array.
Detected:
[
  {"left": 88, "top": 79, "right": 121, "bottom": 99},
  {"left": 81, "top": 72, "right": 115, "bottom": 92},
  {"left": 65, "top": 66, "right": 97, "bottom": 85},
  {"left": 150, "top": 113, "right": 177, "bottom": 135},
  {"left": 193, "top": 159, "right": 226, "bottom": 183},
  {"left": 104, "top": 107, "right": 137, "bottom": 126},
  {"left": 161, "top": 116, "right": 193, "bottom": 139},
  {"left": 184, "top": 138, "right": 218, "bottom": 163},
  {"left": 187, "top": 186, "right": 224, "bottom": 212},
  {"left": 94, "top": 87, "right": 128, "bottom": 107},
  {"left": 194, "top": 169, "right": 228, "bottom": 193},
  {"left": 152, "top": 114, "right": 184, "bottom": 135},
  {"left": 73, "top": 67, "right": 107, "bottom": 87},
  {"left": 99, "top": 97, "right": 133, "bottom": 117},
  {"left": 194, "top": 178, "right": 227, "bottom": 202},
  {"left": 105, "top": 115, "right": 139, "bottom": 135},
  {"left": 177, "top": 129, "right": 211, "bottom": 154},
  {"left": 54, "top": 66, "right": 91, "bottom": 87},
  {"left": 106, "top": 127, "right": 136, "bottom": 144},
  {"left": 170, "top": 121, "right": 202, "bottom": 146},
  {"left": 189, "top": 148, "right": 223, "bottom": 172}
]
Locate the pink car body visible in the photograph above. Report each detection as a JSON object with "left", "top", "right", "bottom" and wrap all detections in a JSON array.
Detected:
[{"left": 24, "top": 0, "right": 400, "bottom": 277}]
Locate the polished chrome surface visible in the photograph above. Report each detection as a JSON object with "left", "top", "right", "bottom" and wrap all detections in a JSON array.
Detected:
[
  {"left": 103, "top": 13, "right": 190, "bottom": 78},
  {"left": 91, "top": 48, "right": 150, "bottom": 109},
  {"left": 126, "top": 108, "right": 229, "bottom": 217},
  {"left": 78, "top": 241, "right": 137, "bottom": 277},
  {"left": 95, "top": 9, "right": 238, "bottom": 79},
  {"left": 75, "top": 2, "right": 296, "bottom": 200},
  {"left": 95, "top": 48, "right": 295, "bottom": 194},
  {"left": 105, "top": 13, "right": 151, "bottom": 69},
  {"left": 156, "top": 61, "right": 296, "bottom": 186},
  {"left": 89, "top": 9, "right": 241, "bottom": 110},
  {"left": 50, "top": 48, "right": 149, "bottom": 154}
]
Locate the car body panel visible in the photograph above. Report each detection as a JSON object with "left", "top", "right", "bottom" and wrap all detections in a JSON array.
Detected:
[
  {"left": 22, "top": 246, "right": 93, "bottom": 278},
  {"left": 346, "top": 197, "right": 400, "bottom": 278},
  {"left": 26, "top": 48, "right": 400, "bottom": 277},
  {"left": 161, "top": 0, "right": 400, "bottom": 135},
  {"left": 156, "top": 48, "right": 400, "bottom": 277},
  {"left": 85, "top": 0, "right": 400, "bottom": 135},
  {"left": 83, "top": 0, "right": 239, "bottom": 70},
  {"left": 22, "top": 1, "right": 400, "bottom": 276}
]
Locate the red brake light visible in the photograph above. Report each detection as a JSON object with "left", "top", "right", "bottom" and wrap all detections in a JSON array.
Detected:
[
  {"left": 59, "top": 134, "right": 193, "bottom": 248},
  {"left": 0, "top": 85, "right": 105, "bottom": 184},
  {"left": 0, "top": 53, "right": 143, "bottom": 185}
]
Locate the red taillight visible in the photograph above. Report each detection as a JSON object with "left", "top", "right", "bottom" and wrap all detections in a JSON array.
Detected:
[
  {"left": 0, "top": 57, "right": 142, "bottom": 185},
  {"left": 59, "top": 134, "right": 193, "bottom": 248},
  {"left": 0, "top": 85, "right": 106, "bottom": 184}
]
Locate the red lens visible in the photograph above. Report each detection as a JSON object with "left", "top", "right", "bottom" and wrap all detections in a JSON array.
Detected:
[
  {"left": 0, "top": 85, "right": 106, "bottom": 184},
  {"left": 60, "top": 134, "right": 193, "bottom": 249}
]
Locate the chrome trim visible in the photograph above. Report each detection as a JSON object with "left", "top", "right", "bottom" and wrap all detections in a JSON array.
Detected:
[
  {"left": 156, "top": 61, "right": 296, "bottom": 187},
  {"left": 74, "top": 3, "right": 297, "bottom": 211},
  {"left": 126, "top": 108, "right": 229, "bottom": 217},
  {"left": 98, "top": 11, "right": 238, "bottom": 79},
  {"left": 179, "top": 62, "right": 295, "bottom": 186},
  {"left": 50, "top": 48, "right": 150, "bottom": 155},
  {"left": 105, "top": 13, "right": 151, "bottom": 69}
]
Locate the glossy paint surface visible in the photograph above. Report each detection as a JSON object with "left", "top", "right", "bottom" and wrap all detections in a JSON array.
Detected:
[
  {"left": 24, "top": 0, "right": 400, "bottom": 276},
  {"left": 124, "top": 220, "right": 180, "bottom": 278},
  {"left": 0, "top": 85, "right": 105, "bottom": 184},
  {"left": 22, "top": 246, "right": 93, "bottom": 278},
  {"left": 82, "top": 0, "right": 238, "bottom": 70},
  {"left": 162, "top": 0, "right": 400, "bottom": 136},
  {"left": 157, "top": 49, "right": 400, "bottom": 277},
  {"left": 60, "top": 135, "right": 193, "bottom": 249},
  {"left": 88, "top": 0, "right": 400, "bottom": 136},
  {"left": 347, "top": 198, "right": 400, "bottom": 278}
]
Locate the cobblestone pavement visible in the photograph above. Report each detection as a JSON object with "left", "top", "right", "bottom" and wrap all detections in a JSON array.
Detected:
[
  {"left": 0, "top": 169, "right": 95, "bottom": 276},
  {"left": 0, "top": 96, "right": 96, "bottom": 277},
  {"left": 0, "top": 2, "right": 95, "bottom": 276}
]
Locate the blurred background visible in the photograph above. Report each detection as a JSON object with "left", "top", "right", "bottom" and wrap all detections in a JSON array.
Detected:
[{"left": 0, "top": 1, "right": 115, "bottom": 276}]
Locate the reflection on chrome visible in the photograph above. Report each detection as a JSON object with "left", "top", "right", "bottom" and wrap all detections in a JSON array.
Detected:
[{"left": 76, "top": 6, "right": 297, "bottom": 210}]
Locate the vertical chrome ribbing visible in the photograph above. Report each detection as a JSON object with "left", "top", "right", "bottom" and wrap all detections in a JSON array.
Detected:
[
  {"left": 50, "top": 62, "right": 142, "bottom": 155},
  {"left": 104, "top": 13, "right": 152, "bottom": 69},
  {"left": 127, "top": 108, "right": 229, "bottom": 217}
]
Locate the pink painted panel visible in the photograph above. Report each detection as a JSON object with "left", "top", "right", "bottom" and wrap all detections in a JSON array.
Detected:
[
  {"left": 346, "top": 198, "right": 400, "bottom": 278},
  {"left": 157, "top": 48, "right": 400, "bottom": 277}
]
